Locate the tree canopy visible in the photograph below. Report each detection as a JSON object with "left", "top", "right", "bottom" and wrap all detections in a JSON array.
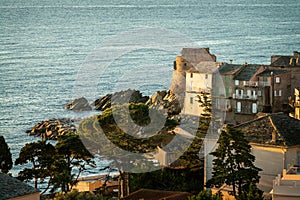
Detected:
[
  {"left": 0, "top": 135, "right": 13, "bottom": 174},
  {"left": 207, "top": 126, "right": 262, "bottom": 199}
]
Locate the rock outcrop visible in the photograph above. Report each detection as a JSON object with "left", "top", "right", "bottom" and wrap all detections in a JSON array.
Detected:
[
  {"left": 93, "top": 89, "right": 149, "bottom": 111},
  {"left": 65, "top": 97, "right": 92, "bottom": 111},
  {"left": 26, "top": 118, "right": 77, "bottom": 140},
  {"left": 146, "top": 90, "right": 182, "bottom": 116}
]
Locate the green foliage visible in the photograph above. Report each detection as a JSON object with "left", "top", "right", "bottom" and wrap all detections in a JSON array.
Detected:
[
  {"left": 237, "top": 183, "right": 264, "bottom": 200},
  {"left": 189, "top": 190, "right": 222, "bottom": 200},
  {"left": 15, "top": 140, "right": 56, "bottom": 189},
  {"left": 207, "top": 126, "right": 261, "bottom": 198},
  {"left": 15, "top": 134, "right": 95, "bottom": 193},
  {"left": 51, "top": 134, "right": 95, "bottom": 193},
  {"left": 0, "top": 135, "right": 13, "bottom": 174},
  {"left": 52, "top": 190, "right": 103, "bottom": 200},
  {"left": 78, "top": 103, "right": 176, "bottom": 156}
]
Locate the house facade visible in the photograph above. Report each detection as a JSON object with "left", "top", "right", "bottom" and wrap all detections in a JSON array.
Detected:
[{"left": 234, "top": 113, "right": 300, "bottom": 193}]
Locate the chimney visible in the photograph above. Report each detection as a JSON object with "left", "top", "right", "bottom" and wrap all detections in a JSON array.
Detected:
[
  {"left": 230, "top": 59, "right": 233, "bottom": 64},
  {"left": 293, "top": 51, "right": 300, "bottom": 58},
  {"left": 272, "top": 130, "right": 277, "bottom": 143}
]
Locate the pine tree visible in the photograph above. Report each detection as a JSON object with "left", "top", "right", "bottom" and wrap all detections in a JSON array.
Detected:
[
  {"left": 0, "top": 135, "right": 13, "bottom": 174},
  {"left": 207, "top": 126, "right": 261, "bottom": 199},
  {"left": 15, "top": 140, "right": 55, "bottom": 189}
]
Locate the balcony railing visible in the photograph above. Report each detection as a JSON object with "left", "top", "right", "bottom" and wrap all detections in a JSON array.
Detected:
[
  {"left": 258, "top": 81, "right": 270, "bottom": 87},
  {"left": 233, "top": 94, "right": 257, "bottom": 100},
  {"left": 243, "top": 81, "right": 259, "bottom": 87}
]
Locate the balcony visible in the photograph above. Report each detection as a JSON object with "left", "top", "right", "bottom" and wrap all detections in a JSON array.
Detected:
[
  {"left": 258, "top": 81, "right": 270, "bottom": 87},
  {"left": 243, "top": 81, "right": 259, "bottom": 87},
  {"left": 233, "top": 94, "right": 257, "bottom": 100}
]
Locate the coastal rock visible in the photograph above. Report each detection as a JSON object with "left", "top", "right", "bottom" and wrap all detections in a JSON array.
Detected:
[
  {"left": 93, "top": 89, "right": 149, "bottom": 111},
  {"left": 65, "top": 97, "right": 92, "bottom": 111},
  {"left": 26, "top": 118, "right": 77, "bottom": 140},
  {"left": 146, "top": 90, "right": 181, "bottom": 116}
]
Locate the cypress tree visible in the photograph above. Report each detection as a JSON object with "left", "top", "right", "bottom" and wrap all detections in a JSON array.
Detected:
[{"left": 0, "top": 135, "right": 13, "bottom": 174}]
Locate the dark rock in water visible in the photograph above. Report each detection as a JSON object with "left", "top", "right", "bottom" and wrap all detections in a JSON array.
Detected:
[
  {"left": 26, "top": 118, "right": 77, "bottom": 140},
  {"left": 93, "top": 89, "right": 149, "bottom": 111},
  {"left": 65, "top": 97, "right": 92, "bottom": 111},
  {"left": 146, "top": 90, "right": 181, "bottom": 116}
]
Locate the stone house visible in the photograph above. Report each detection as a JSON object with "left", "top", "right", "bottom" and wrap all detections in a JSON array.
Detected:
[
  {"left": 183, "top": 62, "right": 223, "bottom": 116},
  {"left": 217, "top": 63, "right": 264, "bottom": 124},
  {"left": 204, "top": 113, "right": 300, "bottom": 197},
  {"left": 0, "top": 173, "right": 40, "bottom": 200},
  {"left": 234, "top": 113, "right": 300, "bottom": 193},
  {"left": 256, "top": 68, "right": 291, "bottom": 113},
  {"left": 170, "top": 48, "right": 217, "bottom": 111}
]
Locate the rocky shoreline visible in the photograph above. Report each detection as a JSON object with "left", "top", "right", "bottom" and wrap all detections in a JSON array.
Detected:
[
  {"left": 28, "top": 89, "right": 182, "bottom": 140},
  {"left": 26, "top": 118, "right": 77, "bottom": 140}
]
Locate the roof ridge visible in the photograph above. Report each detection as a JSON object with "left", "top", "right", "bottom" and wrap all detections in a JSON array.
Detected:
[{"left": 234, "top": 114, "right": 270, "bottom": 128}]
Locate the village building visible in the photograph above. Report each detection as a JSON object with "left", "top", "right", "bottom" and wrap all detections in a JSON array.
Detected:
[
  {"left": 0, "top": 173, "right": 40, "bottom": 200},
  {"left": 270, "top": 166, "right": 300, "bottom": 200},
  {"left": 204, "top": 113, "right": 300, "bottom": 198},
  {"left": 72, "top": 174, "right": 118, "bottom": 194},
  {"left": 234, "top": 113, "right": 300, "bottom": 194},
  {"left": 171, "top": 48, "right": 218, "bottom": 113}
]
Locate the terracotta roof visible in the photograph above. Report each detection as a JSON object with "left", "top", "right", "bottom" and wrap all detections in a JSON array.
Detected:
[
  {"left": 234, "top": 113, "right": 300, "bottom": 146},
  {"left": 234, "top": 64, "right": 261, "bottom": 81},
  {"left": 0, "top": 173, "right": 40, "bottom": 199},
  {"left": 219, "top": 63, "right": 243, "bottom": 75},
  {"left": 121, "top": 189, "right": 192, "bottom": 200}
]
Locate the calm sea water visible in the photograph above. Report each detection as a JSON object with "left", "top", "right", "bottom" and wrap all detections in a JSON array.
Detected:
[{"left": 0, "top": 0, "right": 299, "bottom": 179}]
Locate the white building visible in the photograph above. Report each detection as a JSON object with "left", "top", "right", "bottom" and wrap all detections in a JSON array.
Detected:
[
  {"left": 183, "top": 61, "right": 224, "bottom": 116},
  {"left": 270, "top": 166, "right": 300, "bottom": 200}
]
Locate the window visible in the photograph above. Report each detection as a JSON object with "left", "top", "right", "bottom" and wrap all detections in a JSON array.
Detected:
[
  {"left": 247, "top": 90, "right": 251, "bottom": 97},
  {"left": 190, "top": 97, "right": 193, "bottom": 104},
  {"left": 275, "top": 77, "right": 280, "bottom": 83},
  {"left": 237, "top": 102, "right": 241, "bottom": 112},
  {"left": 274, "top": 90, "right": 282, "bottom": 97},
  {"left": 252, "top": 90, "right": 256, "bottom": 98},
  {"left": 235, "top": 80, "right": 239, "bottom": 86},
  {"left": 190, "top": 73, "right": 193, "bottom": 78},
  {"left": 258, "top": 90, "right": 262, "bottom": 96},
  {"left": 252, "top": 103, "right": 257, "bottom": 113},
  {"left": 205, "top": 74, "right": 208, "bottom": 79},
  {"left": 189, "top": 82, "right": 193, "bottom": 91}
]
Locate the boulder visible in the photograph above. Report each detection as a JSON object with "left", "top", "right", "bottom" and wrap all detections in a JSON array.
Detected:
[
  {"left": 26, "top": 118, "right": 77, "bottom": 140},
  {"left": 65, "top": 97, "right": 92, "bottom": 111},
  {"left": 93, "top": 89, "right": 149, "bottom": 111},
  {"left": 146, "top": 90, "right": 182, "bottom": 116}
]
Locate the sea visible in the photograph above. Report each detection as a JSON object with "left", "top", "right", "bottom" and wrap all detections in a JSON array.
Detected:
[{"left": 0, "top": 0, "right": 299, "bottom": 188}]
